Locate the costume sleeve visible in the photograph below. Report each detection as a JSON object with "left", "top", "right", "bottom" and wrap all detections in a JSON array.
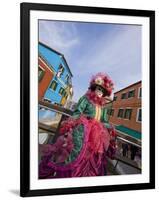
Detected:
[{"left": 72, "top": 96, "right": 88, "bottom": 118}]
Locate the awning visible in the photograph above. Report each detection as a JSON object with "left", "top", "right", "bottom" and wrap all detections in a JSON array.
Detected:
[{"left": 115, "top": 125, "right": 141, "bottom": 140}]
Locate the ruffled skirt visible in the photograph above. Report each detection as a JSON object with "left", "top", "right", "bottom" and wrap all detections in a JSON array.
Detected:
[{"left": 39, "top": 115, "right": 115, "bottom": 179}]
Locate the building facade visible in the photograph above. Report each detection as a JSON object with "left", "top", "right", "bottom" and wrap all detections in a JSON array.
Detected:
[
  {"left": 38, "top": 42, "right": 73, "bottom": 107},
  {"left": 38, "top": 43, "right": 74, "bottom": 145},
  {"left": 38, "top": 56, "right": 54, "bottom": 100},
  {"left": 107, "top": 81, "right": 142, "bottom": 165},
  {"left": 108, "top": 81, "right": 142, "bottom": 143}
]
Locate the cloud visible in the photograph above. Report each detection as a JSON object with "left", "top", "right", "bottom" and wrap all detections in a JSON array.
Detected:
[
  {"left": 39, "top": 21, "right": 141, "bottom": 101},
  {"left": 39, "top": 20, "right": 80, "bottom": 57},
  {"left": 72, "top": 25, "right": 141, "bottom": 96},
  {"left": 74, "top": 25, "right": 141, "bottom": 75}
]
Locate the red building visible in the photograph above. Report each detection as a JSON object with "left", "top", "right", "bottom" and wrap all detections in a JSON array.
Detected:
[
  {"left": 108, "top": 81, "right": 142, "bottom": 144},
  {"left": 38, "top": 56, "right": 54, "bottom": 100}
]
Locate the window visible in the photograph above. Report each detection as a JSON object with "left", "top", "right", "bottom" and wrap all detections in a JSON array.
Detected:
[
  {"left": 128, "top": 90, "right": 135, "bottom": 98},
  {"left": 57, "top": 64, "right": 64, "bottom": 78},
  {"left": 137, "top": 108, "right": 142, "bottom": 122},
  {"left": 110, "top": 109, "right": 114, "bottom": 116},
  {"left": 65, "top": 74, "right": 70, "bottom": 84},
  {"left": 107, "top": 109, "right": 114, "bottom": 116},
  {"left": 64, "top": 93, "right": 68, "bottom": 99},
  {"left": 124, "top": 109, "right": 132, "bottom": 120},
  {"left": 118, "top": 109, "right": 124, "bottom": 118},
  {"left": 64, "top": 91, "right": 68, "bottom": 98},
  {"left": 59, "top": 87, "right": 64, "bottom": 95},
  {"left": 138, "top": 88, "right": 142, "bottom": 98},
  {"left": 38, "top": 66, "right": 45, "bottom": 82},
  {"left": 63, "top": 91, "right": 67, "bottom": 97},
  {"left": 113, "top": 96, "right": 117, "bottom": 101},
  {"left": 50, "top": 80, "right": 58, "bottom": 91},
  {"left": 107, "top": 109, "right": 111, "bottom": 115},
  {"left": 121, "top": 93, "right": 127, "bottom": 99}
]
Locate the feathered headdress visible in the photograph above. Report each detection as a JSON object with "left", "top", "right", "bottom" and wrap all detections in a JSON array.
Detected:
[{"left": 89, "top": 72, "right": 114, "bottom": 96}]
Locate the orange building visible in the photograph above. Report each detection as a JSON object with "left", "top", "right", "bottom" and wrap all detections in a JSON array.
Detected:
[
  {"left": 108, "top": 81, "right": 142, "bottom": 143},
  {"left": 38, "top": 56, "right": 54, "bottom": 100}
]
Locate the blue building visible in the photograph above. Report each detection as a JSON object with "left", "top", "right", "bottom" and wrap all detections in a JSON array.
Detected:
[{"left": 39, "top": 42, "right": 73, "bottom": 106}]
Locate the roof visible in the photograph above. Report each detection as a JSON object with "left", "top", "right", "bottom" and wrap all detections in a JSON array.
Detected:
[
  {"left": 39, "top": 42, "right": 73, "bottom": 77},
  {"left": 115, "top": 125, "right": 141, "bottom": 140},
  {"left": 114, "top": 81, "right": 141, "bottom": 95}
]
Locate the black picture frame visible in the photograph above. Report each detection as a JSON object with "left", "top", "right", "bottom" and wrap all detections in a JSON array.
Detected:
[{"left": 20, "top": 2, "right": 155, "bottom": 197}]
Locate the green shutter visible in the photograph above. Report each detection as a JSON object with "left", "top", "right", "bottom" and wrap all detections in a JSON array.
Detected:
[
  {"left": 50, "top": 80, "right": 57, "bottom": 90},
  {"left": 38, "top": 67, "right": 45, "bottom": 82}
]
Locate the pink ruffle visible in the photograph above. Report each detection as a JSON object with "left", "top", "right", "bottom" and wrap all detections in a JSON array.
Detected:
[{"left": 39, "top": 116, "right": 115, "bottom": 179}]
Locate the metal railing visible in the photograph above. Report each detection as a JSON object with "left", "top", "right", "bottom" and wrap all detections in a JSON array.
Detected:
[{"left": 38, "top": 100, "right": 141, "bottom": 173}]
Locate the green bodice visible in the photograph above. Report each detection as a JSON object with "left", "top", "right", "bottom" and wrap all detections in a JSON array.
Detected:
[
  {"left": 65, "top": 95, "right": 109, "bottom": 164},
  {"left": 72, "top": 95, "right": 108, "bottom": 123}
]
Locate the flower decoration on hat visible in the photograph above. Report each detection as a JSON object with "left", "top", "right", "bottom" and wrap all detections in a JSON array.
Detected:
[
  {"left": 90, "top": 72, "right": 114, "bottom": 96},
  {"left": 95, "top": 77, "right": 104, "bottom": 86}
]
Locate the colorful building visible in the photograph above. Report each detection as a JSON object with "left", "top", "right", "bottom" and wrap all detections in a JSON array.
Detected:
[
  {"left": 108, "top": 81, "right": 142, "bottom": 143},
  {"left": 38, "top": 42, "right": 73, "bottom": 107},
  {"left": 38, "top": 56, "right": 54, "bottom": 100}
]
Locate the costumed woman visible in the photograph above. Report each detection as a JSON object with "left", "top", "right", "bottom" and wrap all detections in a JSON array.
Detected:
[{"left": 39, "top": 73, "right": 117, "bottom": 178}]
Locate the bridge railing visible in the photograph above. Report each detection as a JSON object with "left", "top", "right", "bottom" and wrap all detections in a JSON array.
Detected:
[{"left": 38, "top": 100, "right": 141, "bottom": 173}]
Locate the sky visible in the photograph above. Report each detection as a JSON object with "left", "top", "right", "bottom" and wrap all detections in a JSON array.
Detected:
[{"left": 39, "top": 20, "right": 141, "bottom": 102}]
